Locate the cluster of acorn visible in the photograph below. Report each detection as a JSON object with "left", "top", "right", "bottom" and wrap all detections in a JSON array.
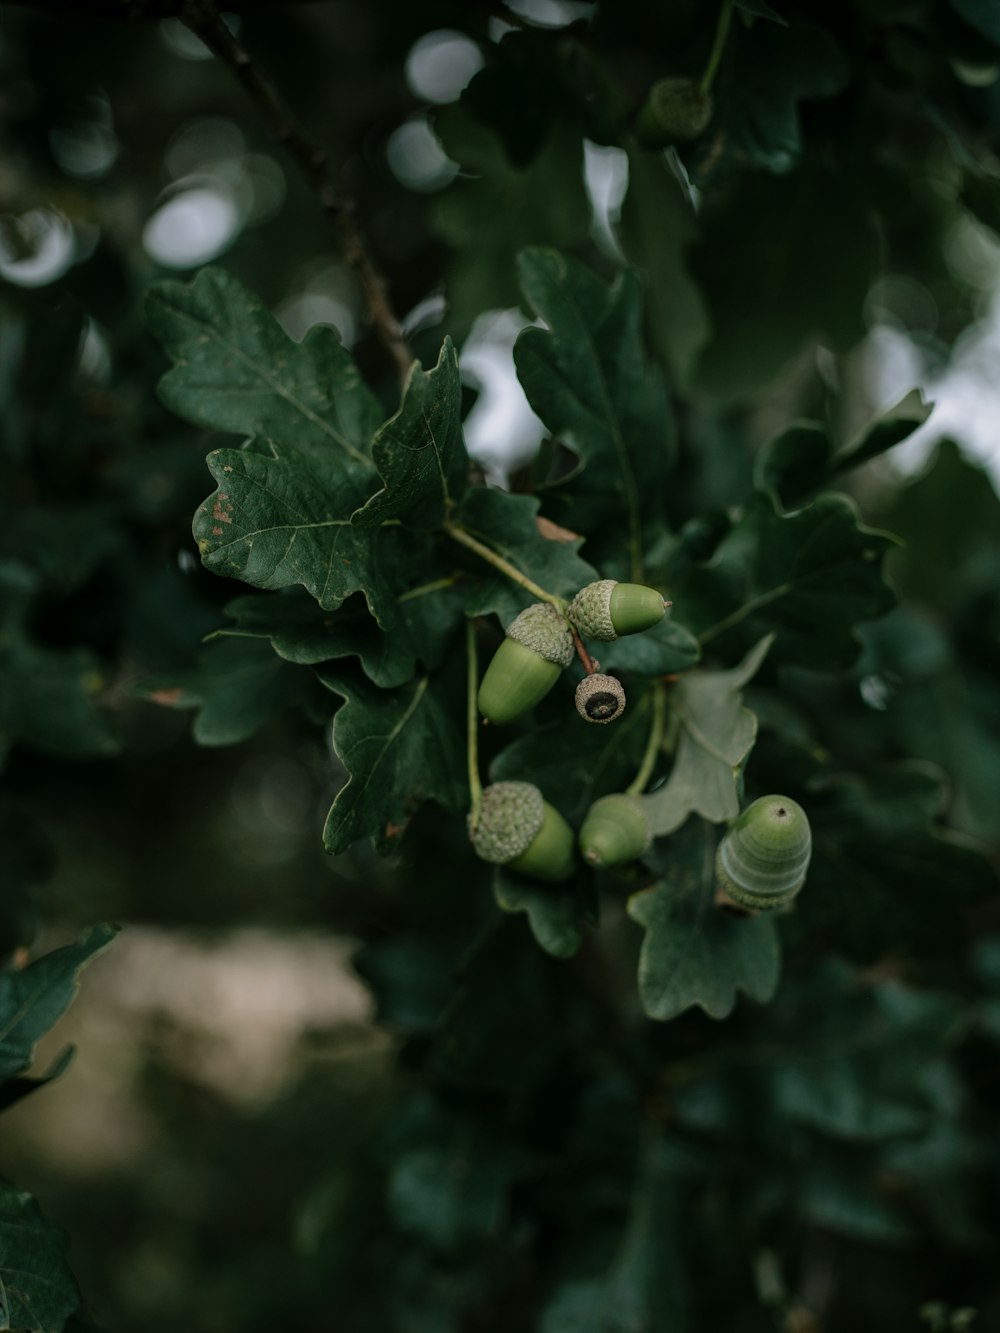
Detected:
[{"left": 468, "top": 580, "right": 813, "bottom": 910}]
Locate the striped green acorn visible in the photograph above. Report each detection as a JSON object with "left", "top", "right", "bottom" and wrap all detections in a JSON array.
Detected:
[
  {"left": 575, "top": 673, "right": 626, "bottom": 724},
  {"left": 477, "top": 603, "right": 575, "bottom": 725},
  {"left": 568, "top": 580, "right": 666, "bottom": 642},
  {"left": 716, "top": 795, "right": 812, "bottom": 911},
  {"left": 634, "top": 77, "right": 713, "bottom": 146},
  {"left": 579, "top": 793, "right": 652, "bottom": 868},
  {"left": 469, "top": 781, "right": 575, "bottom": 883}
]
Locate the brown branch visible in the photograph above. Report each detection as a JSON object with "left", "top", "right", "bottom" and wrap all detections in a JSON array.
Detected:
[
  {"left": 571, "top": 626, "right": 598, "bottom": 675},
  {"left": 179, "top": 0, "right": 411, "bottom": 383}
]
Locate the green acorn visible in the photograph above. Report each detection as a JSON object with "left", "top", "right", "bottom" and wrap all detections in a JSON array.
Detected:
[
  {"left": 477, "top": 603, "right": 575, "bottom": 725},
  {"left": 568, "top": 580, "right": 666, "bottom": 642},
  {"left": 469, "top": 781, "right": 575, "bottom": 882},
  {"left": 575, "top": 673, "right": 626, "bottom": 724},
  {"left": 715, "top": 795, "right": 812, "bottom": 911},
  {"left": 634, "top": 77, "right": 714, "bottom": 146},
  {"left": 579, "top": 793, "right": 652, "bottom": 868}
]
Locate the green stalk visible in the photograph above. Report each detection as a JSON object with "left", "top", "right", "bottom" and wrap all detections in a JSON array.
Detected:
[
  {"left": 700, "top": 0, "right": 733, "bottom": 97},
  {"left": 444, "top": 521, "right": 567, "bottom": 611},
  {"left": 626, "top": 684, "right": 668, "bottom": 796}
]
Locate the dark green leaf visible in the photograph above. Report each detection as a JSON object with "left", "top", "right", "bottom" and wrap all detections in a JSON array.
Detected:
[
  {"left": 0, "top": 563, "right": 118, "bottom": 769},
  {"left": 454, "top": 487, "right": 598, "bottom": 625},
  {"left": 641, "top": 636, "right": 771, "bottom": 836},
  {"left": 693, "top": 168, "right": 879, "bottom": 402},
  {"left": 947, "top": 0, "right": 1000, "bottom": 45},
  {"left": 0, "top": 1048, "right": 75, "bottom": 1115},
  {"left": 618, "top": 145, "right": 711, "bottom": 391},
  {"left": 680, "top": 492, "right": 897, "bottom": 669},
  {"left": 628, "top": 821, "right": 780, "bottom": 1021},
  {"left": 192, "top": 442, "right": 393, "bottom": 620},
  {"left": 353, "top": 339, "right": 468, "bottom": 530},
  {"left": 0, "top": 1183, "right": 83, "bottom": 1332},
  {"left": 721, "top": 22, "right": 850, "bottom": 173},
  {"left": 734, "top": 0, "right": 787, "bottom": 23},
  {"left": 0, "top": 925, "right": 117, "bottom": 1085},
  {"left": 214, "top": 555, "right": 466, "bottom": 690},
  {"left": 432, "top": 112, "right": 591, "bottom": 334},
  {"left": 754, "top": 390, "right": 932, "bottom": 509},
  {"left": 493, "top": 868, "right": 587, "bottom": 959},
  {"left": 140, "top": 636, "right": 325, "bottom": 746},
  {"left": 319, "top": 663, "right": 466, "bottom": 854},
  {"left": 514, "top": 249, "right": 674, "bottom": 580},
  {"left": 598, "top": 615, "right": 701, "bottom": 676},
  {"left": 145, "top": 266, "right": 382, "bottom": 467}
]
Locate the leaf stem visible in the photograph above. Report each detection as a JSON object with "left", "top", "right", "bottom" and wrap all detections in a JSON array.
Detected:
[
  {"left": 443, "top": 522, "right": 567, "bottom": 610},
  {"left": 180, "top": 0, "right": 412, "bottom": 384},
  {"left": 697, "top": 582, "right": 791, "bottom": 647},
  {"left": 397, "top": 574, "right": 462, "bottom": 604},
  {"left": 626, "top": 683, "right": 667, "bottom": 796},
  {"left": 466, "top": 619, "right": 484, "bottom": 830},
  {"left": 700, "top": 0, "right": 733, "bottom": 97}
]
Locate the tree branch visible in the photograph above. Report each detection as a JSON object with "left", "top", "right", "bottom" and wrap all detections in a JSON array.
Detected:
[{"left": 180, "top": 0, "right": 411, "bottom": 382}]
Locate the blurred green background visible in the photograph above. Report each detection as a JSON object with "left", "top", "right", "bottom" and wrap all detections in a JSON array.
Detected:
[{"left": 2, "top": 1, "right": 1000, "bottom": 1330}]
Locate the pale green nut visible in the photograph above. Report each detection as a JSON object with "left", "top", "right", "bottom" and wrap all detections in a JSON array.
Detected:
[
  {"left": 477, "top": 602, "right": 575, "bottom": 725},
  {"left": 575, "top": 672, "right": 626, "bottom": 724},
  {"left": 579, "top": 793, "right": 652, "bottom": 869},
  {"left": 568, "top": 580, "right": 667, "bottom": 642},
  {"left": 634, "top": 77, "right": 714, "bottom": 146},
  {"left": 715, "top": 795, "right": 812, "bottom": 911},
  {"left": 468, "top": 780, "right": 575, "bottom": 883}
]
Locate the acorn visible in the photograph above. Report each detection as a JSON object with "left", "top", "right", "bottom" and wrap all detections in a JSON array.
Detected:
[
  {"left": 568, "top": 580, "right": 666, "bottom": 642},
  {"left": 634, "top": 77, "right": 714, "bottom": 146},
  {"left": 469, "top": 781, "right": 575, "bottom": 883},
  {"left": 715, "top": 796, "right": 812, "bottom": 911},
  {"left": 477, "top": 603, "right": 575, "bottom": 725},
  {"left": 575, "top": 673, "right": 626, "bottom": 724},
  {"left": 579, "top": 793, "right": 652, "bottom": 869}
]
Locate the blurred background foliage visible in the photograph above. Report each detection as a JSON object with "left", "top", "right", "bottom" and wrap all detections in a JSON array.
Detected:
[{"left": 2, "top": 0, "right": 1000, "bottom": 1329}]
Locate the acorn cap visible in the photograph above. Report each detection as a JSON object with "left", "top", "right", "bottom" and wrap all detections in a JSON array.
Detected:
[
  {"left": 506, "top": 602, "right": 575, "bottom": 668},
  {"left": 469, "top": 781, "right": 544, "bottom": 864},
  {"left": 579, "top": 793, "right": 652, "bottom": 868},
  {"left": 568, "top": 579, "right": 618, "bottom": 641},
  {"left": 716, "top": 795, "right": 812, "bottom": 911},
  {"left": 575, "top": 673, "right": 626, "bottom": 724}
]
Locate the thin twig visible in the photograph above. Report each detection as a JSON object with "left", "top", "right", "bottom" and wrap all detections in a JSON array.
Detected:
[
  {"left": 180, "top": 0, "right": 412, "bottom": 383},
  {"left": 571, "top": 626, "right": 598, "bottom": 675},
  {"left": 443, "top": 522, "right": 566, "bottom": 610},
  {"left": 466, "top": 619, "right": 484, "bottom": 828}
]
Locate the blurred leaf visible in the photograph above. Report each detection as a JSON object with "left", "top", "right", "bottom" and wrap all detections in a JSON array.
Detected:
[
  {"left": 720, "top": 21, "right": 850, "bottom": 173},
  {"left": 139, "top": 635, "right": 325, "bottom": 746},
  {"left": 540, "top": 1136, "right": 690, "bottom": 1331},
  {"left": 145, "top": 266, "right": 382, "bottom": 466},
  {"left": 641, "top": 635, "right": 771, "bottom": 836},
  {"left": 432, "top": 112, "right": 591, "bottom": 333},
  {"left": 514, "top": 249, "right": 674, "bottom": 580},
  {"left": 947, "top": 0, "right": 1000, "bottom": 44},
  {"left": 755, "top": 390, "right": 932, "bottom": 509},
  {"left": 679, "top": 493, "right": 897, "bottom": 669},
  {"left": 0, "top": 924, "right": 117, "bottom": 1085},
  {"left": 455, "top": 487, "right": 598, "bottom": 625},
  {"left": 319, "top": 663, "right": 466, "bottom": 854},
  {"left": 0, "top": 1047, "right": 75, "bottom": 1115},
  {"left": 628, "top": 820, "right": 780, "bottom": 1021},
  {"left": 0, "top": 563, "right": 118, "bottom": 768},
  {"left": 734, "top": 0, "right": 787, "bottom": 22},
  {"left": 493, "top": 868, "right": 588, "bottom": 959},
  {"left": 693, "top": 168, "right": 879, "bottom": 402},
  {"left": 353, "top": 339, "right": 468, "bottom": 530},
  {"left": 0, "top": 1183, "right": 83, "bottom": 1332},
  {"left": 618, "top": 144, "right": 711, "bottom": 392}
]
